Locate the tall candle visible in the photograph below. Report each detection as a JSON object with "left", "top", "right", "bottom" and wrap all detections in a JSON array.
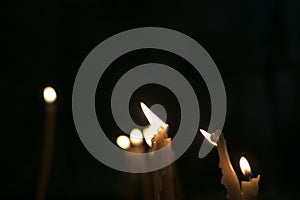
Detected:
[
  {"left": 217, "top": 133, "right": 242, "bottom": 200},
  {"left": 141, "top": 102, "right": 176, "bottom": 200},
  {"left": 130, "top": 128, "right": 153, "bottom": 200},
  {"left": 36, "top": 86, "right": 57, "bottom": 200},
  {"left": 116, "top": 130, "right": 153, "bottom": 200},
  {"left": 200, "top": 130, "right": 242, "bottom": 200},
  {"left": 200, "top": 129, "right": 261, "bottom": 200},
  {"left": 239, "top": 157, "right": 260, "bottom": 200},
  {"left": 116, "top": 135, "right": 135, "bottom": 200}
]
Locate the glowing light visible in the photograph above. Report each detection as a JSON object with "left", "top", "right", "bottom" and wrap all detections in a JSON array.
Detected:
[
  {"left": 140, "top": 102, "right": 166, "bottom": 128},
  {"left": 43, "top": 86, "right": 57, "bottom": 103},
  {"left": 143, "top": 126, "right": 156, "bottom": 147},
  {"left": 200, "top": 129, "right": 217, "bottom": 146},
  {"left": 140, "top": 102, "right": 167, "bottom": 147},
  {"left": 130, "top": 128, "right": 143, "bottom": 146},
  {"left": 116, "top": 135, "right": 130, "bottom": 150},
  {"left": 240, "top": 156, "right": 252, "bottom": 176}
]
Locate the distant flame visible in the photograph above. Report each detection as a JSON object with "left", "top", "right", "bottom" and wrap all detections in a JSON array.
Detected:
[
  {"left": 130, "top": 128, "right": 143, "bottom": 146},
  {"left": 239, "top": 156, "right": 252, "bottom": 176},
  {"left": 140, "top": 102, "right": 167, "bottom": 147},
  {"left": 116, "top": 135, "right": 131, "bottom": 150},
  {"left": 43, "top": 86, "right": 57, "bottom": 103}
]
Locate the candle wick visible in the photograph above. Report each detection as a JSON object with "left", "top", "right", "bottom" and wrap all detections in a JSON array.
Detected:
[
  {"left": 245, "top": 172, "right": 252, "bottom": 181},
  {"left": 210, "top": 132, "right": 219, "bottom": 144}
]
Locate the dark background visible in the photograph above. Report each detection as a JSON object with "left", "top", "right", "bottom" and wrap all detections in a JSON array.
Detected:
[{"left": 2, "top": 0, "right": 300, "bottom": 199}]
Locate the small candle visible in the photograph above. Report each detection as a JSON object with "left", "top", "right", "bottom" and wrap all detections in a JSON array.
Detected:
[
  {"left": 36, "top": 86, "right": 57, "bottom": 200},
  {"left": 239, "top": 157, "right": 260, "bottom": 200}
]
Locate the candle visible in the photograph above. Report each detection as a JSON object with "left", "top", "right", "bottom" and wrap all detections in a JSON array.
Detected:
[
  {"left": 116, "top": 135, "right": 137, "bottom": 200},
  {"left": 36, "top": 86, "right": 57, "bottom": 200},
  {"left": 239, "top": 157, "right": 260, "bottom": 200},
  {"left": 130, "top": 128, "right": 153, "bottom": 200},
  {"left": 141, "top": 102, "right": 176, "bottom": 200},
  {"left": 200, "top": 130, "right": 261, "bottom": 200},
  {"left": 141, "top": 102, "right": 166, "bottom": 148},
  {"left": 200, "top": 129, "right": 242, "bottom": 200},
  {"left": 116, "top": 130, "right": 153, "bottom": 200}
]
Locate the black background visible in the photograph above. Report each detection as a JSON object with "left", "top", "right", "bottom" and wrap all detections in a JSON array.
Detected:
[{"left": 2, "top": 0, "right": 300, "bottom": 199}]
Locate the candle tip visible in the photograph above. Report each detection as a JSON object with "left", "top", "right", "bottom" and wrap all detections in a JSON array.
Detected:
[
  {"left": 116, "top": 135, "right": 131, "bottom": 150},
  {"left": 200, "top": 129, "right": 218, "bottom": 146},
  {"left": 43, "top": 86, "right": 57, "bottom": 103},
  {"left": 130, "top": 128, "right": 143, "bottom": 146},
  {"left": 239, "top": 156, "right": 252, "bottom": 177}
]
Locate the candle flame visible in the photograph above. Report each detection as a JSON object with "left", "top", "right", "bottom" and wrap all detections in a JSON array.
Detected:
[
  {"left": 140, "top": 102, "right": 167, "bottom": 147},
  {"left": 43, "top": 86, "right": 57, "bottom": 103},
  {"left": 239, "top": 156, "right": 252, "bottom": 176},
  {"left": 200, "top": 129, "right": 217, "bottom": 146},
  {"left": 140, "top": 102, "right": 166, "bottom": 128},
  {"left": 116, "top": 135, "right": 131, "bottom": 150},
  {"left": 130, "top": 128, "right": 143, "bottom": 146},
  {"left": 143, "top": 126, "right": 156, "bottom": 147}
]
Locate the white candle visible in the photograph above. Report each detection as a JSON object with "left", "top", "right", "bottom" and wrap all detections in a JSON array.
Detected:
[{"left": 239, "top": 157, "right": 260, "bottom": 200}]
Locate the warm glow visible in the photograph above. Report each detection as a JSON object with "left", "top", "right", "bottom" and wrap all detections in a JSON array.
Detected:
[
  {"left": 240, "top": 156, "right": 252, "bottom": 175},
  {"left": 143, "top": 126, "right": 156, "bottom": 147},
  {"left": 140, "top": 102, "right": 167, "bottom": 147},
  {"left": 116, "top": 135, "right": 131, "bottom": 150},
  {"left": 140, "top": 102, "right": 166, "bottom": 128},
  {"left": 200, "top": 129, "right": 217, "bottom": 146},
  {"left": 141, "top": 102, "right": 153, "bottom": 124},
  {"left": 43, "top": 86, "right": 57, "bottom": 103},
  {"left": 130, "top": 128, "right": 143, "bottom": 146}
]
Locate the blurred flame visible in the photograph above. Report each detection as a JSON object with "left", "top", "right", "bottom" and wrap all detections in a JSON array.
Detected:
[
  {"left": 130, "top": 128, "right": 143, "bottom": 146},
  {"left": 43, "top": 86, "right": 57, "bottom": 103},
  {"left": 116, "top": 135, "right": 130, "bottom": 150},
  {"left": 143, "top": 126, "right": 156, "bottom": 147},
  {"left": 140, "top": 102, "right": 166, "bottom": 147},
  {"left": 239, "top": 156, "right": 252, "bottom": 175}
]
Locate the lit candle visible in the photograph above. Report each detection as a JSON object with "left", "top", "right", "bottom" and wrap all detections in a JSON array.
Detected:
[
  {"left": 141, "top": 102, "right": 175, "bottom": 200},
  {"left": 116, "top": 135, "right": 138, "bottom": 200},
  {"left": 239, "top": 156, "right": 260, "bottom": 200},
  {"left": 116, "top": 130, "right": 153, "bottom": 200},
  {"left": 36, "top": 86, "right": 57, "bottom": 200},
  {"left": 200, "top": 129, "right": 242, "bottom": 200},
  {"left": 130, "top": 128, "right": 153, "bottom": 200}
]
